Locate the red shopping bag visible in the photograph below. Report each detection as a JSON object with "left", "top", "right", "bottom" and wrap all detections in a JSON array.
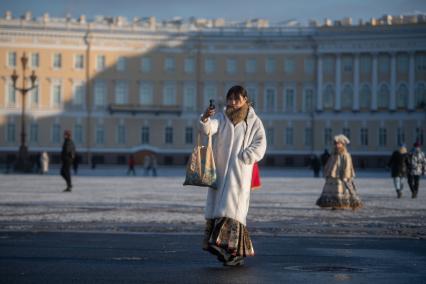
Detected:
[{"left": 251, "top": 162, "right": 261, "bottom": 191}]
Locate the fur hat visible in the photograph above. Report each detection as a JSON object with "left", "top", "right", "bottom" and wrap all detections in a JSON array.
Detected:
[{"left": 334, "top": 134, "right": 350, "bottom": 145}]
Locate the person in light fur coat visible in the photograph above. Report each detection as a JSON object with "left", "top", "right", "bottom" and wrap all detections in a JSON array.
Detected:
[{"left": 199, "top": 85, "right": 267, "bottom": 267}]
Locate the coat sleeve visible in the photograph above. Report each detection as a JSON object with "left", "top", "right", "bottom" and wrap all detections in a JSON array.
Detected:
[
  {"left": 239, "top": 118, "right": 267, "bottom": 165},
  {"left": 199, "top": 113, "right": 220, "bottom": 136}
]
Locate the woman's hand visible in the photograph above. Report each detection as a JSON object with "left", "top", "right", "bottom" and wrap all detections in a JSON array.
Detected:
[{"left": 201, "top": 107, "right": 215, "bottom": 122}]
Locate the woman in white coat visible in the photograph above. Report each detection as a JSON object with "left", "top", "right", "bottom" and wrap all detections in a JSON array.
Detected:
[
  {"left": 199, "top": 85, "right": 267, "bottom": 266},
  {"left": 40, "top": 152, "right": 49, "bottom": 174}
]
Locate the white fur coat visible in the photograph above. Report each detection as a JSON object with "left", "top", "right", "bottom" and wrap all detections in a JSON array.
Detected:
[{"left": 199, "top": 107, "right": 267, "bottom": 226}]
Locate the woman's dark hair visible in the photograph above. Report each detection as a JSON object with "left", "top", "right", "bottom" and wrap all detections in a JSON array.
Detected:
[{"left": 226, "top": 85, "right": 252, "bottom": 106}]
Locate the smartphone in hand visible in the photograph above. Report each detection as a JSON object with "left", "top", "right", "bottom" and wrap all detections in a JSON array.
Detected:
[{"left": 209, "top": 99, "right": 215, "bottom": 110}]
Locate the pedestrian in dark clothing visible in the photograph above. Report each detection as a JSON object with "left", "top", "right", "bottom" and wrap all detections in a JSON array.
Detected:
[
  {"left": 91, "top": 156, "right": 96, "bottom": 170},
  {"left": 407, "top": 142, "right": 426, "bottom": 198},
  {"left": 310, "top": 155, "right": 321, "bottom": 178},
  {"left": 73, "top": 154, "right": 80, "bottom": 175},
  {"left": 320, "top": 149, "right": 330, "bottom": 176},
  {"left": 61, "top": 130, "right": 76, "bottom": 192},
  {"left": 127, "top": 155, "right": 136, "bottom": 176},
  {"left": 388, "top": 145, "right": 408, "bottom": 198}
]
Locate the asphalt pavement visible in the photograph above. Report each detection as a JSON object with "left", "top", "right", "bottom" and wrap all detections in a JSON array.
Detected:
[{"left": 1, "top": 231, "right": 425, "bottom": 283}]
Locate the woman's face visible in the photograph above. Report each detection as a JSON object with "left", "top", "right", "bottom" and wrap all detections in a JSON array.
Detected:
[
  {"left": 334, "top": 141, "right": 344, "bottom": 152},
  {"left": 227, "top": 94, "right": 247, "bottom": 109}
]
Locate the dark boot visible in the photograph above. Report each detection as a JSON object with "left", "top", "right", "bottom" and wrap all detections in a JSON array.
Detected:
[{"left": 396, "top": 190, "right": 402, "bottom": 199}]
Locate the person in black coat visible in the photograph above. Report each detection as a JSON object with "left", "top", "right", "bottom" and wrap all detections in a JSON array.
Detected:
[
  {"left": 387, "top": 145, "right": 408, "bottom": 198},
  {"left": 310, "top": 154, "right": 321, "bottom": 178},
  {"left": 61, "top": 130, "right": 76, "bottom": 192}
]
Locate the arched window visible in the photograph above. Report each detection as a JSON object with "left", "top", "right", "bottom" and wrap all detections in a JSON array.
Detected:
[
  {"left": 360, "top": 84, "right": 371, "bottom": 109},
  {"left": 323, "top": 84, "right": 334, "bottom": 109},
  {"left": 378, "top": 84, "right": 390, "bottom": 109},
  {"left": 415, "top": 83, "right": 426, "bottom": 109},
  {"left": 396, "top": 83, "right": 408, "bottom": 109},
  {"left": 341, "top": 84, "right": 353, "bottom": 109}
]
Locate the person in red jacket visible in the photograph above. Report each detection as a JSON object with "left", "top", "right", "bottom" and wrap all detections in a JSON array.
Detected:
[{"left": 127, "top": 155, "right": 136, "bottom": 176}]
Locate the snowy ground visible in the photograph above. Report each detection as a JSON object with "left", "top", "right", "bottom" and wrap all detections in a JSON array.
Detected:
[{"left": 0, "top": 166, "right": 425, "bottom": 238}]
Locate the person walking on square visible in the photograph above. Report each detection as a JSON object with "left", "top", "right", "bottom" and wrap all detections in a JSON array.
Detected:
[
  {"left": 127, "top": 155, "right": 136, "bottom": 176},
  {"left": 387, "top": 145, "right": 408, "bottom": 198},
  {"left": 407, "top": 142, "right": 426, "bottom": 198},
  {"left": 61, "top": 130, "right": 75, "bottom": 192},
  {"left": 40, "top": 151, "right": 49, "bottom": 174},
  {"left": 316, "top": 134, "right": 362, "bottom": 210},
  {"left": 310, "top": 154, "right": 321, "bottom": 178},
  {"left": 199, "top": 85, "right": 267, "bottom": 267}
]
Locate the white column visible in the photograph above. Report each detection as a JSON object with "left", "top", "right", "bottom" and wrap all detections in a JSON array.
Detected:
[
  {"left": 316, "top": 55, "right": 323, "bottom": 111},
  {"left": 353, "top": 53, "right": 360, "bottom": 111},
  {"left": 334, "top": 54, "right": 341, "bottom": 111},
  {"left": 371, "top": 53, "right": 378, "bottom": 111},
  {"left": 408, "top": 51, "right": 415, "bottom": 111},
  {"left": 390, "top": 52, "right": 396, "bottom": 111}
]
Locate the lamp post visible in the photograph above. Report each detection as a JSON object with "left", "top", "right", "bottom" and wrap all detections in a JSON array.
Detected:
[{"left": 11, "top": 52, "right": 37, "bottom": 172}]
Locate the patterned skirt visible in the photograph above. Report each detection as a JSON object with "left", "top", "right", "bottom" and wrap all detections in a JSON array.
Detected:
[
  {"left": 316, "top": 178, "right": 363, "bottom": 210},
  {"left": 202, "top": 217, "right": 255, "bottom": 258}
]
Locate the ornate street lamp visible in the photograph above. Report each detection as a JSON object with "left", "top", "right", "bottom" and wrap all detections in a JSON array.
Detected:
[{"left": 10, "top": 52, "right": 37, "bottom": 172}]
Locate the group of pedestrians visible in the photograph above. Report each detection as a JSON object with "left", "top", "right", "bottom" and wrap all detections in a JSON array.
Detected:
[{"left": 388, "top": 142, "right": 426, "bottom": 199}]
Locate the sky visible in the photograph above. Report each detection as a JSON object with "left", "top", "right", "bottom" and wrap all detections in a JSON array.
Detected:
[{"left": 0, "top": 0, "right": 425, "bottom": 24}]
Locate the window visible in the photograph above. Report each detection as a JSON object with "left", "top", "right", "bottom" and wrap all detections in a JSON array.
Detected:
[
  {"left": 415, "top": 83, "right": 426, "bottom": 108},
  {"left": 116, "top": 57, "right": 126, "bottom": 71},
  {"left": 342, "top": 56, "right": 353, "bottom": 72},
  {"left": 141, "top": 127, "right": 149, "bottom": 144},
  {"left": 73, "top": 83, "right": 85, "bottom": 106},
  {"left": 323, "top": 57, "right": 334, "bottom": 74},
  {"left": 95, "top": 125, "right": 104, "bottom": 145},
  {"left": 379, "top": 128, "right": 387, "bottom": 147},
  {"left": 284, "top": 58, "right": 295, "bottom": 74},
  {"left": 53, "top": 53, "right": 62, "bottom": 69},
  {"left": 341, "top": 84, "right": 353, "bottom": 109},
  {"left": 227, "top": 58, "right": 237, "bottom": 74},
  {"left": 397, "top": 54, "right": 408, "bottom": 73},
  {"left": 164, "top": 57, "right": 175, "bottom": 72},
  {"left": 7, "top": 122, "right": 16, "bottom": 143},
  {"left": 265, "top": 58, "right": 276, "bottom": 74},
  {"left": 415, "top": 128, "right": 424, "bottom": 145},
  {"left": 303, "top": 88, "right": 314, "bottom": 112},
  {"left": 139, "top": 82, "right": 154, "bottom": 105},
  {"left": 115, "top": 81, "right": 128, "bottom": 104},
  {"left": 30, "top": 123, "right": 38, "bottom": 143},
  {"left": 396, "top": 84, "right": 408, "bottom": 109},
  {"left": 184, "top": 58, "right": 194, "bottom": 73},
  {"left": 75, "top": 54, "right": 84, "bottom": 69},
  {"left": 323, "top": 84, "right": 334, "bottom": 109},
  {"left": 324, "top": 128, "right": 332, "bottom": 146},
  {"left": 265, "top": 88, "right": 276, "bottom": 112},
  {"left": 96, "top": 55, "right": 106, "bottom": 71},
  {"left": 52, "top": 82, "right": 62, "bottom": 107},
  {"left": 360, "top": 84, "right": 371, "bottom": 109},
  {"left": 94, "top": 80, "right": 107, "bottom": 106},
  {"left": 163, "top": 83, "right": 176, "bottom": 105},
  {"left": 246, "top": 59, "right": 256, "bottom": 74},
  {"left": 31, "top": 53, "right": 39, "bottom": 68},
  {"left": 204, "top": 84, "right": 216, "bottom": 106},
  {"left": 165, "top": 127, "right": 173, "bottom": 144},
  {"left": 74, "top": 124, "right": 83, "bottom": 144},
  {"left": 285, "top": 127, "right": 294, "bottom": 145},
  {"left": 304, "top": 58, "right": 314, "bottom": 75},
  {"left": 185, "top": 127, "right": 193, "bottom": 144},
  {"left": 360, "top": 55, "right": 371, "bottom": 74},
  {"left": 378, "top": 55, "right": 389, "bottom": 74},
  {"left": 360, "top": 128, "right": 369, "bottom": 146},
  {"left": 397, "top": 128, "right": 405, "bottom": 146},
  {"left": 8, "top": 51, "right": 16, "bottom": 67},
  {"left": 7, "top": 81, "right": 16, "bottom": 107},
  {"left": 52, "top": 124, "right": 61, "bottom": 144},
  {"left": 304, "top": 128, "right": 312, "bottom": 147},
  {"left": 31, "top": 84, "right": 39, "bottom": 107},
  {"left": 246, "top": 85, "right": 258, "bottom": 108},
  {"left": 183, "top": 83, "right": 196, "bottom": 111},
  {"left": 378, "top": 84, "right": 390, "bottom": 109},
  {"left": 342, "top": 128, "right": 351, "bottom": 140},
  {"left": 266, "top": 128, "right": 274, "bottom": 146},
  {"left": 285, "top": 88, "right": 295, "bottom": 113},
  {"left": 204, "top": 58, "right": 215, "bottom": 74},
  {"left": 415, "top": 54, "right": 426, "bottom": 72},
  {"left": 117, "top": 125, "right": 126, "bottom": 144},
  {"left": 141, "top": 57, "right": 152, "bottom": 72}
]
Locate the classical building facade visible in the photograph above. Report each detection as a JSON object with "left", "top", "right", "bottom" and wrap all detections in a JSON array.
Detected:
[{"left": 0, "top": 12, "right": 425, "bottom": 167}]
